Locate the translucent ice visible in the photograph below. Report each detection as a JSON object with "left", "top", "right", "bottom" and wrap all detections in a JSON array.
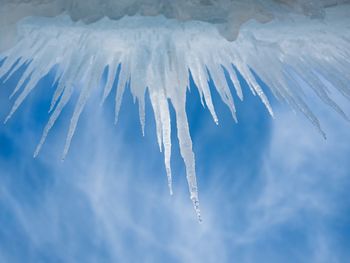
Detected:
[{"left": 0, "top": 1, "right": 349, "bottom": 220}]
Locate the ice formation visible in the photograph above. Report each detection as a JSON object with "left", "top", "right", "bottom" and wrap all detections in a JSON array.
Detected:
[{"left": 0, "top": 1, "right": 349, "bottom": 221}]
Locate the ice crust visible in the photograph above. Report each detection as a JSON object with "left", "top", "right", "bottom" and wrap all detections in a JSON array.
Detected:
[
  {"left": 0, "top": 3, "right": 350, "bottom": 220},
  {"left": 1, "top": 0, "right": 350, "bottom": 47}
]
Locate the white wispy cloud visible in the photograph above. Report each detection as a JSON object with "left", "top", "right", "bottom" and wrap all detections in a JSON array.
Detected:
[{"left": 0, "top": 77, "right": 349, "bottom": 262}]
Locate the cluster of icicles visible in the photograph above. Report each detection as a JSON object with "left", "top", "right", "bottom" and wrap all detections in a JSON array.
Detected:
[{"left": 0, "top": 4, "right": 349, "bottom": 221}]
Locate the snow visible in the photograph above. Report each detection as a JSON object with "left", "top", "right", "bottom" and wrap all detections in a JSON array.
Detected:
[{"left": 0, "top": 4, "right": 350, "bottom": 220}]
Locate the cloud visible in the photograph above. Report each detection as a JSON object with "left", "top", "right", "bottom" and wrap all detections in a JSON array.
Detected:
[
  {"left": 0, "top": 72, "right": 349, "bottom": 262},
  {"left": 233, "top": 93, "right": 350, "bottom": 261}
]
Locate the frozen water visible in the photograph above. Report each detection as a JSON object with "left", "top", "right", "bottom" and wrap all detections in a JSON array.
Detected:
[
  {"left": 1, "top": 0, "right": 350, "bottom": 47},
  {"left": 0, "top": 1, "right": 349, "bottom": 220}
]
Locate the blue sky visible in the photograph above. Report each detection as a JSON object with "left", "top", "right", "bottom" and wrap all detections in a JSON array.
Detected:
[{"left": 0, "top": 64, "right": 350, "bottom": 262}]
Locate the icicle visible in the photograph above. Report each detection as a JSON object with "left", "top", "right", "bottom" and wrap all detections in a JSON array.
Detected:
[
  {"left": 207, "top": 65, "right": 237, "bottom": 122},
  {"left": 114, "top": 59, "right": 130, "bottom": 125},
  {"left": 62, "top": 55, "right": 106, "bottom": 159},
  {"left": 50, "top": 54, "right": 85, "bottom": 112},
  {"left": 0, "top": 7, "right": 349, "bottom": 221},
  {"left": 188, "top": 64, "right": 219, "bottom": 125},
  {"left": 3, "top": 59, "right": 27, "bottom": 84},
  {"left": 160, "top": 96, "right": 173, "bottom": 195},
  {"left": 34, "top": 83, "right": 75, "bottom": 157},
  {"left": 101, "top": 60, "right": 120, "bottom": 105},
  {"left": 174, "top": 102, "right": 201, "bottom": 222},
  {"left": 224, "top": 63, "right": 244, "bottom": 101},
  {"left": 138, "top": 96, "right": 146, "bottom": 136},
  {"left": 149, "top": 92, "right": 163, "bottom": 153}
]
